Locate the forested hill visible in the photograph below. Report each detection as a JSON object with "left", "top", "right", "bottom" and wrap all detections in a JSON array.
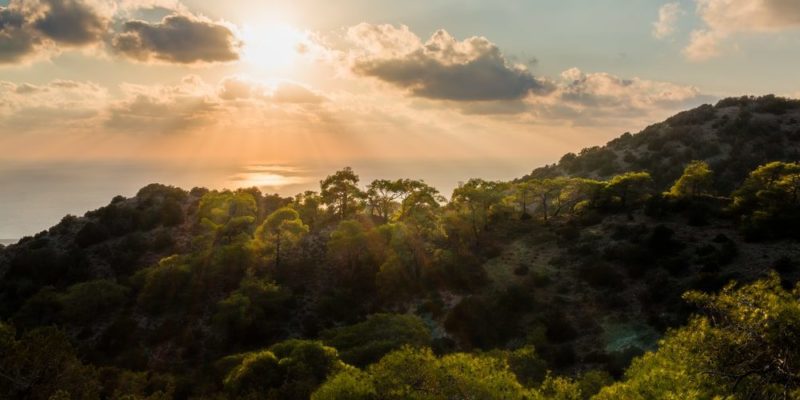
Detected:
[
  {"left": 526, "top": 95, "right": 800, "bottom": 192},
  {"left": 1, "top": 96, "right": 800, "bottom": 399}
]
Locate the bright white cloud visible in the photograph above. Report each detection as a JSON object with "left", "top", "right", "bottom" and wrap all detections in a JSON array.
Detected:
[
  {"left": 683, "top": 0, "right": 800, "bottom": 60},
  {"left": 528, "top": 68, "right": 711, "bottom": 126},
  {"left": 653, "top": 2, "right": 683, "bottom": 39}
]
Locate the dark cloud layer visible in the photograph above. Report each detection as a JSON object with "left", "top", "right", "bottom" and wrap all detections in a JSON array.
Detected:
[
  {"left": 33, "top": 0, "right": 108, "bottom": 45},
  {"left": 0, "top": 0, "right": 110, "bottom": 63},
  {"left": 0, "top": 7, "right": 38, "bottom": 63},
  {"left": 111, "top": 14, "right": 241, "bottom": 64},
  {"left": 0, "top": 0, "right": 241, "bottom": 65},
  {"left": 349, "top": 28, "right": 551, "bottom": 102}
]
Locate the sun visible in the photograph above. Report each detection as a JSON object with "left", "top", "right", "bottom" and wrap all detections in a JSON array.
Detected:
[{"left": 241, "top": 23, "right": 305, "bottom": 70}]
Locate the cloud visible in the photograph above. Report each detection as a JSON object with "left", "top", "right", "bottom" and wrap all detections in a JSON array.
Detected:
[
  {"left": 218, "top": 77, "right": 324, "bottom": 103},
  {"left": 0, "top": 0, "right": 241, "bottom": 65},
  {"left": 0, "top": 0, "right": 114, "bottom": 64},
  {"left": 683, "top": 0, "right": 800, "bottom": 60},
  {"left": 342, "top": 23, "right": 551, "bottom": 102},
  {"left": 272, "top": 83, "right": 325, "bottom": 104},
  {"left": 31, "top": 0, "right": 110, "bottom": 46},
  {"left": 0, "top": 7, "right": 40, "bottom": 63},
  {"left": 683, "top": 29, "right": 721, "bottom": 61},
  {"left": 653, "top": 2, "right": 683, "bottom": 39},
  {"left": 111, "top": 13, "right": 241, "bottom": 64},
  {"left": 697, "top": 0, "right": 800, "bottom": 32},
  {"left": 529, "top": 68, "right": 714, "bottom": 126},
  {"left": 106, "top": 76, "right": 220, "bottom": 133},
  {"left": 320, "top": 24, "right": 712, "bottom": 122},
  {"left": 0, "top": 79, "right": 107, "bottom": 131},
  {"left": 105, "top": 75, "right": 328, "bottom": 133}
]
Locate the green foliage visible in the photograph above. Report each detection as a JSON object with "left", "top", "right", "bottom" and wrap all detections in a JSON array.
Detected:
[
  {"left": 311, "top": 368, "right": 377, "bottom": 400},
  {"left": 327, "top": 219, "right": 378, "bottom": 273},
  {"left": 0, "top": 325, "right": 101, "bottom": 400},
  {"left": 213, "top": 278, "right": 291, "bottom": 345},
  {"left": 321, "top": 167, "right": 364, "bottom": 220},
  {"left": 60, "top": 279, "right": 130, "bottom": 324},
  {"left": 514, "top": 177, "right": 605, "bottom": 222},
  {"left": 253, "top": 207, "right": 309, "bottom": 268},
  {"left": 292, "top": 190, "right": 323, "bottom": 229},
  {"left": 667, "top": 160, "right": 713, "bottom": 198},
  {"left": 135, "top": 256, "right": 193, "bottom": 314},
  {"left": 97, "top": 367, "right": 176, "bottom": 400},
  {"left": 605, "top": 171, "right": 653, "bottom": 210},
  {"left": 505, "top": 345, "right": 549, "bottom": 387},
  {"left": 223, "top": 340, "right": 346, "bottom": 400},
  {"left": 7, "top": 157, "right": 800, "bottom": 400},
  {"left": 530, "top": 375, "right": 582, "bottom": 400},
  {"left": 450, "top": 178, "right": 508, "bottom": 245},
  {"left": 320, "top": 313, "right": 431, "bottom": 367},
  {"left": 366, "top": 179, "right": 405, "bottom": 221},
  {"left": 314, "top": 346, "right": 531, "bottom": 400},
  {"left": 732, "top": 161, "right": 800, "bottom": 239},
  {"left": 14, "top": 286, "right": 63, "bottom": 328},
  {"left": 196, "top": 190, "right": 259, "bottom": 246},
  {"left": 596, "top": 273, "right": 800, "bottom": 399},
  {"left": 375, "top": 223, "right": 433, "bottom": 302}
]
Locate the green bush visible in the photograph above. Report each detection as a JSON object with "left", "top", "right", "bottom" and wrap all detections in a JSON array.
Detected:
[
  {"left": 320, "top": 313, "right": 431, "bottom": 367},
  {"left": 60, "top": 280, "right": 130, "bottom": 324}
]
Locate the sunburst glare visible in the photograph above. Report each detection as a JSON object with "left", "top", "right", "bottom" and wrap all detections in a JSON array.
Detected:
[{"left": 240, "top": 23, "right": 306, "bottom": 70}]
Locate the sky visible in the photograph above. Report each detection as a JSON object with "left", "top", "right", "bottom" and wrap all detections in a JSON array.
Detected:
[{"left": 2, "top": 0, "right": 800, "bottom": 238}]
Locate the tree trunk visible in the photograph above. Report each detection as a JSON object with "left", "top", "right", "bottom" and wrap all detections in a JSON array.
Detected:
[{"left": 275, "top": 230, "right": 282, "bottom": 270}]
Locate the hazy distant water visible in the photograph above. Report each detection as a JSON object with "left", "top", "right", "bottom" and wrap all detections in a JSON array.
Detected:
[{"left": 0, "top": 158, "right": 545, "bottom": 239}]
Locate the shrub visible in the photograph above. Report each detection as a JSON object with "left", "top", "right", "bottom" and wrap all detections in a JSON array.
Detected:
[
  {"left": 320, "top": 314, "right": 431, "bottom": 367},
  {"left": 60, "top": 280, "right": 130, "bottom": 324}
]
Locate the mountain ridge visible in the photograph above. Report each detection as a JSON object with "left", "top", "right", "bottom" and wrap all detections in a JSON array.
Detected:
[{"left": 525, "top": 95, "right": 800, "bottom": 192}]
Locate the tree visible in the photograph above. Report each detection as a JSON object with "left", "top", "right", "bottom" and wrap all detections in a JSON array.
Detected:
[
  {"left": 0, "top": 324, "right": 101, "bottom": 400},
  {"left": 313, "top": 347, "right": 531, "bottom": 400},
  {"left": 293, "top": 191, "right": 323, "bottom": 230},
  {"left": 134, "top": 256, "right": 193, "bottom": 314},
  {"left": 513, "top": 181, "right": 535, "bottom": 219},
  {"left": 327, "top": 220, "right": 372, "bottom": 274},
  {"left": 321, "top": 168, "right": 364, "bottom": 220},
  {"left": 667, "top": 160, "right": 713, "bottom": 198},
  {"left": 222, "top": 340, "right": 346, "bottom": 400},
  {"left": 213, "top": 278, "right": 291, "bottom": 345},
  {"left": 605, "top": 172, "right": 653, "bottom": 210},
  {"left": 310, "top": 369, "right": 376, "bottom": 400},
  {"left": 450, "top": 179, "right": 507, "bottom": 245},
  {"left": 365, "top": 179, "right": 404, "bottom": 221},
  {"left": 60, "top": 280, "right": 129, "bottom": 324},
  {"left": 320, "top": 313, "right": 431, "bottom": 367},
  {"left": 196, "top": 190, "right": 259, "bottom": 247},
  {"left": 732, "top": 161, "right": 800, "bottom": 238},
  {"left": 529, "top": 179, "right": 564, "bottom": 223},
  {"left": 398, "top": 180, "right": 443, "bottom": 218},
  {"left": 596, "top": 272, "right": 800, "bottom": 399},
  {"left": 254, "top": 207, "right": 309, "bottom": 269},
  {"left": 364, "top": 179, "right": 442, "bottom": 226}
]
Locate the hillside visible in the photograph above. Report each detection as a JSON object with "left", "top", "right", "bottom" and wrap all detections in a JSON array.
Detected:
[
  {"left": 1, "top": 95, "right": 800, "bottom": 399},
  {"left": 526, "top": 95, "right": 800, "bottom": 192}
]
